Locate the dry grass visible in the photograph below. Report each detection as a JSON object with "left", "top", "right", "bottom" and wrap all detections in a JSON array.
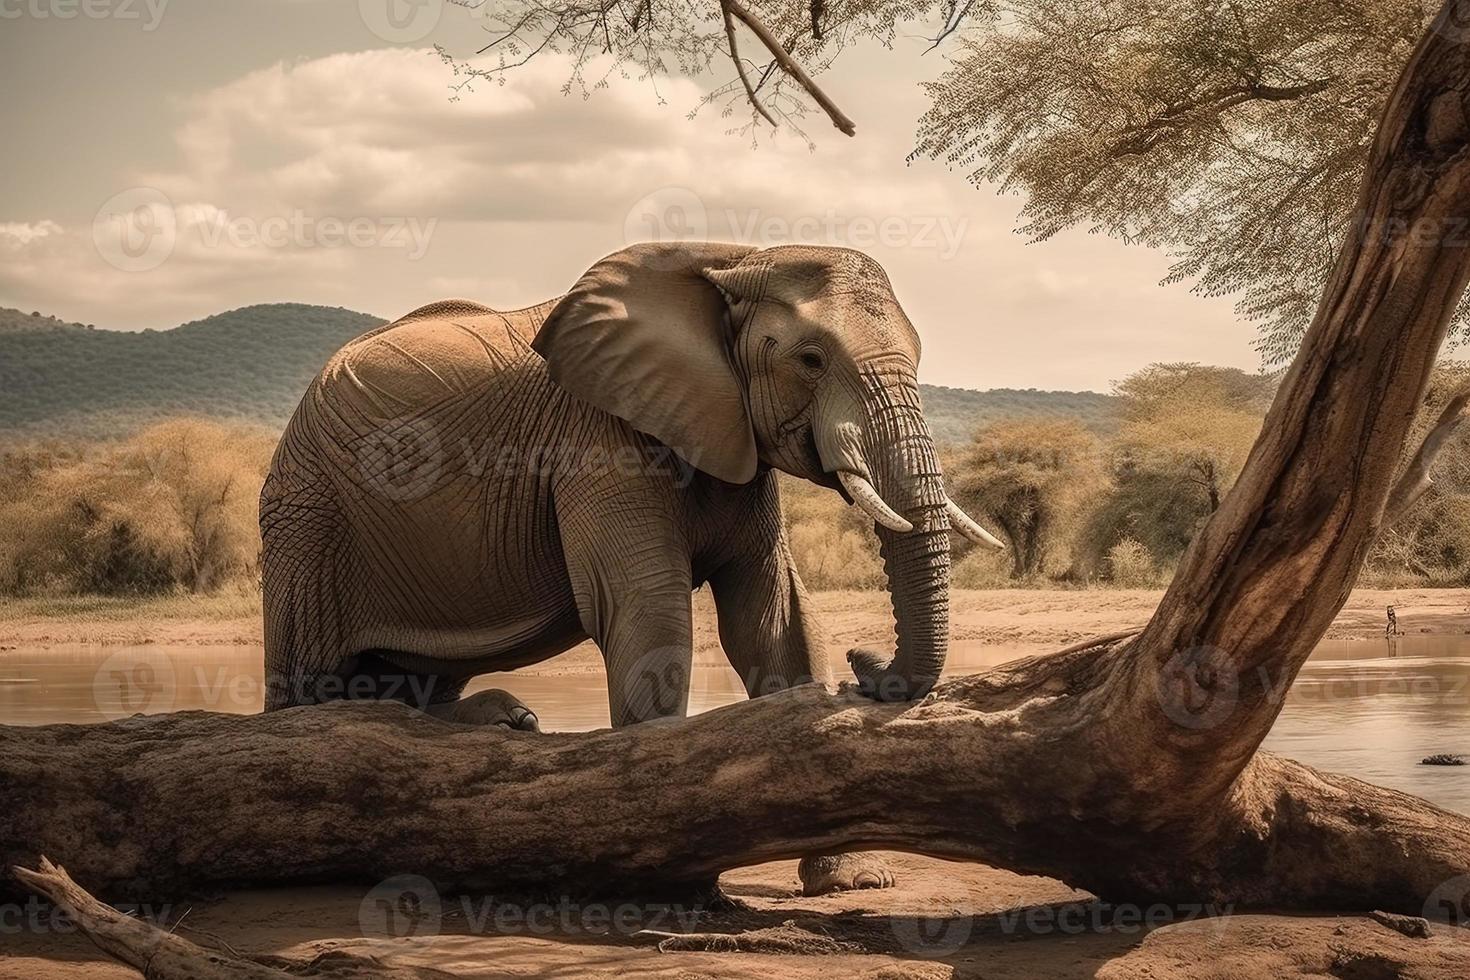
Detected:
[{"left": 0, "top": 590, "right": 261, "bottom": 624}]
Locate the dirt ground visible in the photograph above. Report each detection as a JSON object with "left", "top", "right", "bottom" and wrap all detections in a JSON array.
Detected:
[
  {"left": 4, "top": 588, "right": 1470, "bottom": 977},
  {"left": 2, "top": 586, "right": 1462, "bottom": 656},
  {"left": 4, "top": 855, "right": 1468, "bottom": 979}
]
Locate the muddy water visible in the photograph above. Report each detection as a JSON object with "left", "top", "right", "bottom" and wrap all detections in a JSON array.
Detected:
[{"left": 3, "top": 635, "right": 1468, "bottom": 812}]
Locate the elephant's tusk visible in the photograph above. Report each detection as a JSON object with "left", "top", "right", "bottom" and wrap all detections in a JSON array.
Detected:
[
  {"left": 837, "top": 471, "right": 913, "bottom": 533},
  {"left": 946, "top": 498, "right": 1006, "bottom": 550}
]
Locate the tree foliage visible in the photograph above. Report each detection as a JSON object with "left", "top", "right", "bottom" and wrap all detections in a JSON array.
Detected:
[
  {"left": 913, "top": 0, "right": 1439, "bottom": 362},
  {"left": 449, "top": 1, "right": 1453, "bottom": 358},
  {"left": 948, "top": 417, "right": 1103, "bottom": 578},
  {"left": 1113, "top": 362, "right": 1272, "bottom": 510},
  {"left": 1073, "top": 363, "right": 1271, "bottom": 575}
]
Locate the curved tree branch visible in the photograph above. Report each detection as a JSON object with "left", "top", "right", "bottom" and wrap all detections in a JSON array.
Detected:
[
  {"left": 723, "top": 0, "right": 856, "bottom": 136},
  {"left": 721, "top": 0, "right": 777, "bottom": 128},
  {"left": 1386, "top": 381, "right": 1470, "bottom": 521},
  {"left": 1108, "top": 78, "right": 1337, "bottom": 158},
  {"left": 11, "top": 857, "right": 438, "bottom": 979}
]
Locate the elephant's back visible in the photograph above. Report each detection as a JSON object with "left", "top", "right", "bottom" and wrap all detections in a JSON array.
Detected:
[
  {"left": 262, "top": 296, "right": 579, "bottom": 665},
  {"left": 315, "top": 298, "right": 558, "bottom": 422}
]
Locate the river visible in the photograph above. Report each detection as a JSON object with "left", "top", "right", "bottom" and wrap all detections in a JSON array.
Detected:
[{"left": 3, "top": 634, "right": 1467, "bottom": 811}]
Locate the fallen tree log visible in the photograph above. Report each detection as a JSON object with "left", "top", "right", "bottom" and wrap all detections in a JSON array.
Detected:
[
  {"left": 9, "top": 0, "right": 1470, "bottom": 928},
  {"left": 5, "top": 663, "right": 1470, "bottom": 913}
]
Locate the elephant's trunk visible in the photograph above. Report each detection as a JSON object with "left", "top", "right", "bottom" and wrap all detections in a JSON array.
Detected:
[
  {"left": 849, "top": 506, "right": 952, "bottom": 701},
  {"left": 839, "top": 365, "right": 951, "bottom": 701}
]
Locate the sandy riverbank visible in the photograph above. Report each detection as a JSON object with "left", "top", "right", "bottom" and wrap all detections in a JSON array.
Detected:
[
  {"left": 2, "top": 586, "right": 1464, "bottom": 665},
  {"left": 4, "top": 854, "right": 1468, "bottom": 979},
  {"left": 4, "top": 589, "right": 1470, "bottom": 976}
]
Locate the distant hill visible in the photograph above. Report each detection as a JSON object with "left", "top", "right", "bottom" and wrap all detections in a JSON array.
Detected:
[
  {"left": 0, "top": 309, "right": 102, "bottom": 333},
  {"left": 0, "top": 304, "right": 383, "bottom": 440},
  {"left": 920, "top": 384, "right": 1117, "bottom": 445},
  {"left": 0, "top": 303, "right": 1116, "bottom": 443}
]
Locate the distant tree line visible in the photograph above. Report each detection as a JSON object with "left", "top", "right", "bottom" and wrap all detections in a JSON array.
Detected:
[
  {"left": 785, "top": 362, "right": 1470, "bottom": 590},
  {"left": 4, "top": 363, "right": 1469, "bottom": 598}
]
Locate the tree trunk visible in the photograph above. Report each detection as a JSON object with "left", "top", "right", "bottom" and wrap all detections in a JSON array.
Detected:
[
  {"left": 9, "top": 0, "right": 1470, "bottom": 937},
  {"left": 4, "top": 671, "right": 1469, "bottom": 912}
]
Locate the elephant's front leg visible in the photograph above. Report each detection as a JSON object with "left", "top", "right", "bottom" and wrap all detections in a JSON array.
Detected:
[
  {"left": 593, "top": 580, "right": 695, "bottom": 729},
  {"left": 559, "top": 493, "right": 696, "bottom": 728},
  {"left": 707, "top": 525, "right": 899, "bottom": 896},
  {"left": 561, "top": 509, "right": 740, "bottom": 905}
]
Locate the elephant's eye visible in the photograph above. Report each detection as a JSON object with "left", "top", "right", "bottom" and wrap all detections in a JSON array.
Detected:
[{"left": 798, "top": 350, "right": 826, "bottom": 373}]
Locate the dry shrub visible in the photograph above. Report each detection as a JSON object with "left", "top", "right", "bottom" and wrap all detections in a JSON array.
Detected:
[
  {"left": 780, "top": 474, "right": 885, "bottom": 590},
  {"left": 952, "top": 547, "right": 1012, "bottom": 589},
  {"left": 1106, "top": 537, "right": 1158, "bottom": 587},
  {"left": 0, "top": 420, "right": 275, "bottom": 596},
  {"left": 946, "top": 418, "right": 1104, "bottom": 580},
  {"left": 788, "top": 524, "right": 884, "bottom": 590}
]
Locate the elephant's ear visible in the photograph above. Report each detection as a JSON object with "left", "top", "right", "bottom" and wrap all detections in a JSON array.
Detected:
[{"left": 533, "top": 242, "right": 760, "bottom": 484}]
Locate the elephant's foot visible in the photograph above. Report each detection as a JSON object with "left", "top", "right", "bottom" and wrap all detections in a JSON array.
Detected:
[
  {"left": 425, "top": 689, "right": 539, "bottom": 731},
  {"left": 798, "top": 852, "right": 897, "bottom": 896}
]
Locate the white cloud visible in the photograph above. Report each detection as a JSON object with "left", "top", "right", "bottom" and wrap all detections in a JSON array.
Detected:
[
  {"left": 150, "top": 48, "right": 727, "bottom": 224},
  {"left": 0, "top": 43, "right": 1257, "bottom": 389},
  {"left": 0, "top": 47, "right": 975, "bottom": 321},
  {"left": 0, "top": 220, "right": 62, "bottom": 249},
  {"left": 134, "top": 47, "right": 967, "bottom": 229}
]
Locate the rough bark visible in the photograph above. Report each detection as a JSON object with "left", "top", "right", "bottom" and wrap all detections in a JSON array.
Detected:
[
  {"left": 5, "top": 667, "right": 1469, "bottom": 913},
  {"left": 10, "top": 0, "right": 1470, "bottom": 940}
]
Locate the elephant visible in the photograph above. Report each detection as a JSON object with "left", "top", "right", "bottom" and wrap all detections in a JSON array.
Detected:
[{"left": 258, "top": 240, "right": 1003, "bottom": 895}]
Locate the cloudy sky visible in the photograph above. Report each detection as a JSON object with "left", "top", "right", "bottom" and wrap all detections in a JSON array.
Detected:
[{"left": 0, "top": 1, "right": 1260, "bottom": 391}]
